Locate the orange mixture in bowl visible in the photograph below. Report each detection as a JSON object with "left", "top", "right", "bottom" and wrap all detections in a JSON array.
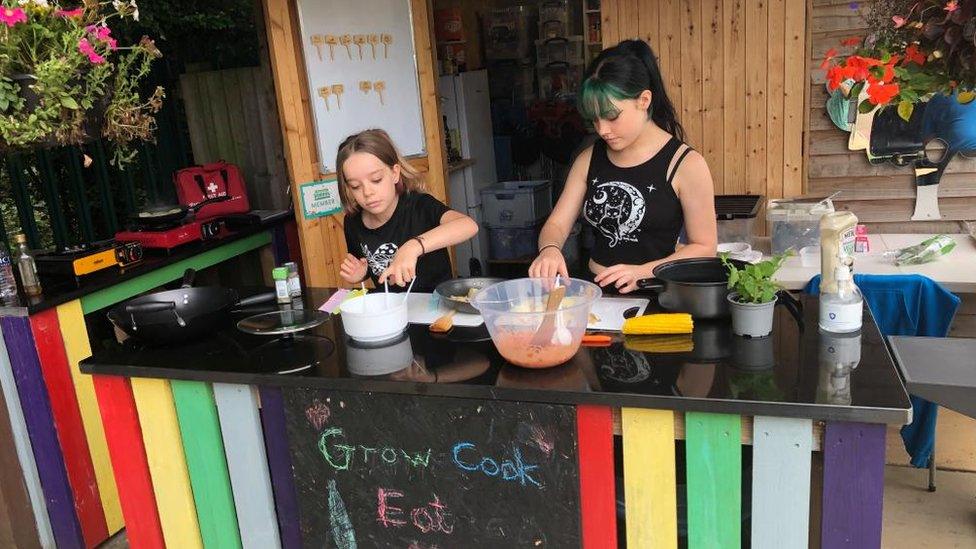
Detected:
[{"left": 491, "top": 330, "right": 580, "bottom": 369}]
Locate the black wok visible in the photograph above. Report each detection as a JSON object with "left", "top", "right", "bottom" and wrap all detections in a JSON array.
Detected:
[
  {"left": 108, "top": 268, "right": 275, "bottom": 345},
  {"left": 636, "top": 257, "right": 801, "bottom": 322}
]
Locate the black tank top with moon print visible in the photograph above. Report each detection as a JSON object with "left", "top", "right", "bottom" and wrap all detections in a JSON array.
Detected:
[{"left": 583, "top": 137, "right": 687, "bottom": 267}]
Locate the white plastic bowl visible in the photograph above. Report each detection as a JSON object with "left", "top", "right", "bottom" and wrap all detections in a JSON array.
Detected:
[{"left": 339, "top": 293, "right": 408, "bottom": 343}]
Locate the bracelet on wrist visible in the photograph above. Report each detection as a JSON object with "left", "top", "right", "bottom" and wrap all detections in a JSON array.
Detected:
[
  {"left": 539, "top": 243, "right": 562, "bottom": 255},
  {"left": 411, "top": 236, "right": 426, "bottom": 256}
]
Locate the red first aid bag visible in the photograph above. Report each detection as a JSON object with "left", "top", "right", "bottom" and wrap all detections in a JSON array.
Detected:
[{"left": 174, "top": 160, "right": 250, "bottom": 220}]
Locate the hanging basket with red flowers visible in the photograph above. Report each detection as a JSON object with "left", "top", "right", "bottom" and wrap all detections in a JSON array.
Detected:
[{"left": 822, "top": 0, "right": 976, "bottom": 121}]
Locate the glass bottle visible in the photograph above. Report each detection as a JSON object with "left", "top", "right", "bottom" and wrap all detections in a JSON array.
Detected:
[
  {"left": 0, "top": 243, "right": 19, "bottom": 306},
  {"left": 14, "top": 234, "right": 41, "bottom": 298}
]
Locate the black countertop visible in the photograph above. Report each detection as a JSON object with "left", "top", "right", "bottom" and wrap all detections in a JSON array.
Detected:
[
  {"left": 7, "top": 213, "right": 290, "bottom": 315},
  {"left": 81, "top": 288, "right": 912, "bottom": 424}
]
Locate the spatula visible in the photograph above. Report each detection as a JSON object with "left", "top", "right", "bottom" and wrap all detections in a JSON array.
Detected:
[
  {"left": 529, "top": 285, "right": 567, "bottom": 348},
  {"left": 429, "top": 310, "right": 457, "bottom": 333}
]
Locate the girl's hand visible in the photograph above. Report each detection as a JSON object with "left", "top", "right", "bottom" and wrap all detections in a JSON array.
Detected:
[
  {"left": 339, "top": 253, "right": 368, "bottom": 284},
  {"left": 528, "top": 247, "right": 569, "bottom": 280},
  {"left": 593, "top": 263, "right": 651, "bottom": 294},
  {"left": 379, "top": 240, "right": 422, "bottom": 286}
]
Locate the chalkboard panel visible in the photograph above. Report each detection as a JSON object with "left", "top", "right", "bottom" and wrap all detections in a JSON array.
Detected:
[{"left": 282, "top": 388, "right": 581, "bottom": 548}]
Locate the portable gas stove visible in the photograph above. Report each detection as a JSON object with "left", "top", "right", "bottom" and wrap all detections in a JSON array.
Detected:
[
  {"left": 114, "top": 218, "right": 224, "bottom": 251},
  {"left": 36, "top": 240, "right": 143, "bottom": 279}
]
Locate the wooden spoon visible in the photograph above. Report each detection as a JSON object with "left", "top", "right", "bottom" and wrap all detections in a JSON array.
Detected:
[
  {"left": 429, "top": 309, "right": 457, "bottom": 333},
  {"left": 529, "top": 285, "right": 567, "bottom": 348}
]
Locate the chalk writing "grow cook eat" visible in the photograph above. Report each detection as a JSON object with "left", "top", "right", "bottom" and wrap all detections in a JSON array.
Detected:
[{"left": 317, "top": 428, "right": 544, "bottom": 489}]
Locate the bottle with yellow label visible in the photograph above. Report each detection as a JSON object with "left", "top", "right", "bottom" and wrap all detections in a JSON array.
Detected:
[{"left": 819, "top": 211, "right": 858, "bottom": 295}]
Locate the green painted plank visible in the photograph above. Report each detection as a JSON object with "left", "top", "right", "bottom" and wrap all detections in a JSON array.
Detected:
[
  {"left": 171, "top": 381, "right": 242, "bottom": 549},
  {"left": 80, "top": 231, "right": 271, "bottom": 314},
  {"left": 686, "top": 412, "right": 742, "bottom": 549}
]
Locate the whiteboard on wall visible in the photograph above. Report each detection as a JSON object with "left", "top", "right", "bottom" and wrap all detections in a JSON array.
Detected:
[{"left": 296, "top": 0, "right": 427, "bottom": 174}]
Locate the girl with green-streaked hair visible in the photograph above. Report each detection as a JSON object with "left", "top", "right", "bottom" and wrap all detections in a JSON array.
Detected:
[{"left": 529, "top": 39, "right": 718, "bottom": 293}]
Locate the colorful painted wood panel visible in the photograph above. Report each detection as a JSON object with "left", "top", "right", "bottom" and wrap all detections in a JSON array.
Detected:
[
  {"left": 1, "top": 316, "right": 84, "bottom": 549},
  {"left": 0, "top": 325, "right": 55, "bottom": 548},
  {"left": 91, "top": 375, "right": 164, "bottom": 549},
  {"left": 130, "top": 378, "right": 203, "bottom": 549},
  {"left": 0, "top": 353, "right": 43, "bottom": 548},
  {"left": 56, "top": 301, "right": 123, "bottom": 534},
  {"left": 171, "top": 381, "right": 242, "bottom": 549},
  {"left": 685, "top": 412, "right": 741, "bottom": 549},
  {"left": 577, "top": 404, "right": 617, "bottom": 548},
  {"left": 752, "top": 416, "right": 812, "bottom": 548},
  {"left": 821, "top": 421, "right": 886, "bottom": 548},
  {"left": 257, "top": 386, "right": 302, "bottom": 549},
  {"left": 622, "top": 407, "right": 677, "bottom": 549},
  {"left": 213, "top": 383, "right": 281, "bottom": 548},
  {"left": 29, "top": 310, "right": 108, "bottom": 547}
]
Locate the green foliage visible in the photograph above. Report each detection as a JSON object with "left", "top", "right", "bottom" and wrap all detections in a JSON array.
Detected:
[
  {"left": 720, "top": 251, "right": 791, "bottom": 305},
  {"left": 0, "top": 0, "right": 163, "bottom": 167}
]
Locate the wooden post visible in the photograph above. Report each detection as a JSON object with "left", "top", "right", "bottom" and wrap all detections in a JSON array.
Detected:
[{"left": 262, "top": 0, "right": 448, "bottom": 287}]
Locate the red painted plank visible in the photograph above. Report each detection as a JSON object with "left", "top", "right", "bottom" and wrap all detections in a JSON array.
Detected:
[
  {"left": 29, "top": 311, "right": 107, "bottom": 548},
  {"left": 577, "top": 404, "right": 617, "bottom": 548},
  {"left": 92, "top": 375, "right": 165, "bottom": 549}
]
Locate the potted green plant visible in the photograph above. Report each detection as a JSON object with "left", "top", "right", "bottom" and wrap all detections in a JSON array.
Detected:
[
  {"left": 0, "top": 0, "right": 164, "bottom": 167},
  {"left": 720, "top": 252, "right": 790, "bottom": 338}
]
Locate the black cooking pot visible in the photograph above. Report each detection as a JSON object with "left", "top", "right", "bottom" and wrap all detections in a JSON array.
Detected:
[
  {"left": 108, "top": 269, "right": 275, "bottom": 345},
  {"left": 636, "top": 257, "right": 801, "bottom": 322}
]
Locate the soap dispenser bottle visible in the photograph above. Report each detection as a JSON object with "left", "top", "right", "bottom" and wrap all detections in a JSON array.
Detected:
[{"left": 819, "top": 260, "right": 863, "bottom": 333}]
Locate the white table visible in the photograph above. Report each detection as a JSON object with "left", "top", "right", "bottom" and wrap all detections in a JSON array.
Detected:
[{"left": 772, "top": 234, "right": 976, "bottom": 293}]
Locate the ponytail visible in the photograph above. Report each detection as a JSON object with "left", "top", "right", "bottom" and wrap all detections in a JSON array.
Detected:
[{"left": 578, "top": 39, "right": 685, "bottom": 142}]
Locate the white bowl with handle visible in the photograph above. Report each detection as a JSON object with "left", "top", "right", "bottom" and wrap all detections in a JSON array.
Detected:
[{"left": 339, "top": 293, "right": 408, "bottom": 342}]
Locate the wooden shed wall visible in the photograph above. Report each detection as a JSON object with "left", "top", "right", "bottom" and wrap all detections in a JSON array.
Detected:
[{"left": 602, "top": 0, "right": 809, "bottom": 213}]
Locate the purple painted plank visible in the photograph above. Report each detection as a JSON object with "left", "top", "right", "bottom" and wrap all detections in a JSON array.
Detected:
[
  {"left": 258, "top": 386, "right": 302, "bottom": 549},
  {"left": 1, "top": 316, "right": 84, "bottom": 549},
  {"left": 821, "top": 421, "right": 886, "bottom": 548}
]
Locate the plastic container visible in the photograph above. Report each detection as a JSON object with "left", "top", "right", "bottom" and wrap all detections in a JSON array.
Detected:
[
  {"left": 538, "top": 0, "right": 570, "bottom": 39},
  {"left": 767, "top": 197, "right": 835, "bottom": 255},
  {"left": 485, "top": 6, "right": 537, "bottom": 61},
  {"left": 537, "top": 62, "right": 583, "bottom": 98},
  {"left": 273, "top": 267, "right": 290, "bottom": 304},
  {"left": 536, "top": 37, "right": 584, "bottom": 66},
  {"left": 488, "top": 223, "right": 543, "bottom": 260},
  {"left": 715, "top": 195, "right": 762, "bottom": 245},
  {"left": 482, "top": 180, "right": 552, "bottom": 228},
  {"left": 471, "top": 278, "right": 602, "bottom": 368},
  {"left": 339, "top": 293, "right": 409, "bottom": 343}
]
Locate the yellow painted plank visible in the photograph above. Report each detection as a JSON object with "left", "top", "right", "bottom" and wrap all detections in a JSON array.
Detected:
[
  {"left": 130, "top": 378, "right": 203, "bottom": 549},
  {"left": 623, "top": 408, "right": 678, "bottom": 549},
  {"left": 56, "top": 301, "right": 123, "bottom": 534}
]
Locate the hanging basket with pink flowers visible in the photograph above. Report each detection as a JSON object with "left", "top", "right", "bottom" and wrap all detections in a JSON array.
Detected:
[{"left": 0, "top": 0, "right": 164, "bottom": 167}]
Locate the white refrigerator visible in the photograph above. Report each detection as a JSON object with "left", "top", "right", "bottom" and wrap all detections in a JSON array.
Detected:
[{"left": 439, "top": 70, "right": 498, "bottom": 277}]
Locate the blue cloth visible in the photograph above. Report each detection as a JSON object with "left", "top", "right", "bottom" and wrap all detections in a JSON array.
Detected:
[{"left": 804, "top": 274, "right": 960, "bottom": 467}]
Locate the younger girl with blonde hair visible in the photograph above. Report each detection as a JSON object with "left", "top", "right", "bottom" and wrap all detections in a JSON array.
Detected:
[{"left": 337, "top": 129, "right": 478, "bottom": 291}]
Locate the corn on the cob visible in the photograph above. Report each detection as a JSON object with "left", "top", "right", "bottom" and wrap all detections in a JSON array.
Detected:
[
  {"left": 624, "top": 334, "right": 694, "bottom": 353},
  {"left": 622, "top": 313, "right": 694, "bottom": 335}
]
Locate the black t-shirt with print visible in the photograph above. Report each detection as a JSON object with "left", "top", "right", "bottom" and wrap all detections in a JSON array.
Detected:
[{"left": 343, "top": 192, "right": 452, "bottom": 292}]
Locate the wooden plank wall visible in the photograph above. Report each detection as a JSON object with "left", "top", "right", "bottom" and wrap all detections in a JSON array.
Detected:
[
  {"left": 180, "top": 67, "right": 291, "bottom": 210},
  {"left": 808, "top": 0, "right": 976, "bottom": 233},
  {"left": 602, "top": 0, "right": 808, "bottom": 216},
  {"left": 262, "top": 0, "right": 448, "bottom": 288}
]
